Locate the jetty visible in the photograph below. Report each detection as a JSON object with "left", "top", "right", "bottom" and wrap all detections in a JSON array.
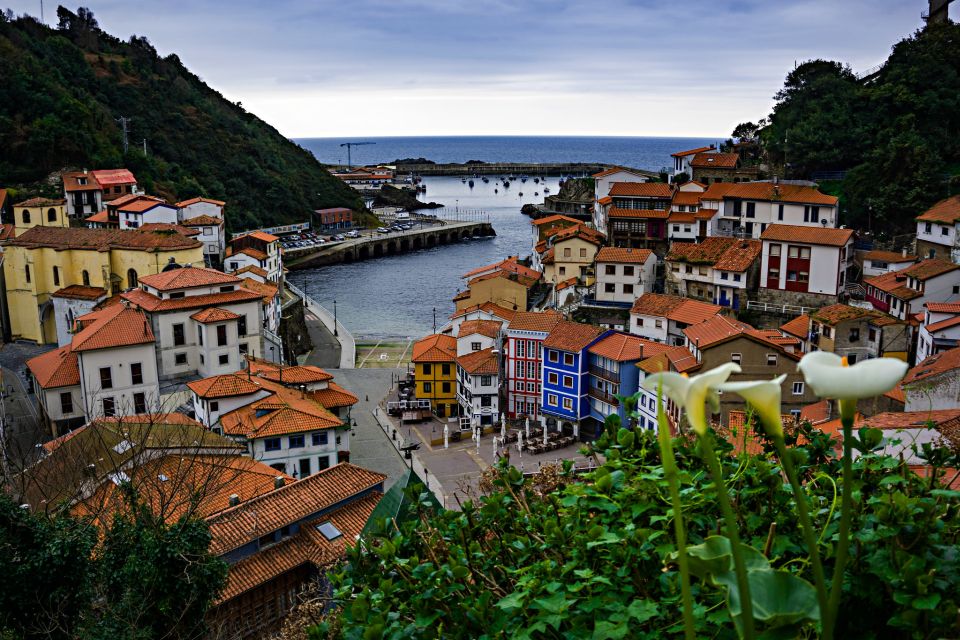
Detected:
[
  {"left": 285, "top": 220, "right": 495, "bottom": 270},
  {"left": 395, "top": 162, "right": 615, "bottom": 177}
]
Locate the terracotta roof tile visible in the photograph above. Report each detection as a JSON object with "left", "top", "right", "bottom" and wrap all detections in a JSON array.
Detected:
[
  {"left": 670, "top": 299, "right": 724, "bottom": 325},
  {"left": 699, "top": 183, "right": 740, "bottom": 201},
  {"left": 531, "top": 214, "right": 581, "bottom": 227},
  {"left": 903, "top": 346, "right": 960, "bottom": 385},
  {"left": 139, "top": 222, "right": 200, "bottom": 237},
  {"left": 309, "top": 382, "right": 359, "bottom": 409},
  {"left": 691, "top": 152, "right": 739, "bottom": 168},
  {"left": 180, "top": 214, "right": 223, "bottom": 226},
  {"left": 84, "top": 210, "right": 111, "bottom": 224},
  {"left": 916, "top": 195, "right": 960, "bottom": 224},
  {"left": 462, "top": 257, "right": 539, "bottom": 281},
  {"left": 595, "top": 247, "right": 654, "bottom": 264},
  {"left": 672, "top": 146, "right": 714, "bottom": 158},
  {"left": 177, "top": 196, "right": 225, "bottom": 208},
  {"left": 608, "top": 207, "right": 670, "bottom": 220},
  {"left": 27, "top": 346, "right": 79, "bottom": 389},
  {"left": 121, "top": 287, "right": 264, "bottom": 312},
  {"left": 713, "top": 240, "right": 762, "bottom": 272},
  {"left": 608, "top": 182, "right": 674, "bottom": 198},
  {"left": 71, "top": 305, "right": 155, "bottom": 352},
  {"left": 591, "top": 166, "right": 651, "bottom": 178},
  {"left": 925, "top": 302, "right": 960, "bottom": 313},
  {"left": 457, "top": 347, "right": 500, "bottom": 375},
  {"left": 597, "top": 196, "right": 613, "bottom": 205},
  {"left": 457, "top": 319, "right": 502, "bottom": 339},
  {"left": 190, "top": 307, "right": 241, "bottom": 324},
  {"left": 232, "top": 246, "right": 268, "bottom": 261},
  {"left": 667, "top": 237, "right": 737, "bottom": 264},
  {"left": 671, "top": 191, "right": 703, "bottom": 206},
  {"left": 811, "top": 303, "right": 879, "bottom": 326},
  {"left": 668, "top": 211, "right": 697, "bottom": 223},
  {"left": 760, "top": 224, "right": 853, "bottom": 247},
  {"left": 864, "top": 250, "right": 917, "bottom": 262},
  {"left": 902, "top": 258, "right": 960, "bottom": 281},
  {"left": 219, "top": 381, "right": 343, "bottom": 439},
  {"left": 588, "top": 332, "right": 670, "bottom": 362},
  {"left": 683, "top": 315, "right": 754, "bottom": 348},
  {"left": 468, "top": 270, "right": 539, "bottom": 289},
  {"left": 637, "top": 346, "right": 699, "bottom": 374},
  {"left": 543, "top": 320, "right": 604, "bottom": 352},
  {"left": 244, "top": 230, "right": 279, "bottom": 243},
  {"left": 91, "top": 169, "right": 136, "bottom": 186},
  {"left": 62, "top": 172, "right": 102, "bottom": 192},
  {"left": 724, "top": 182, "right": 838, "bottom": 206},
  {"left": 631, "top": 293, "right": 686, "bottom": 317},
  {"left": 779, "top": 314, "right": 810, "bottom": 339},
  {"left": 51, "top": 285, "right": 107, "bottom": 301},
  {"left": 0, "top": 223, "right": 15, "bottom": 241},
  {"left": 9, "top": 226, "right": 201, "bottom": 251},
  {"left": 247, "top": 359, "right": 335, "bottom": 384},
  {"left": 232, "top": 265, "right": 268, "bottom": 278},
  {"left": 451, "top": 302, "right": 518, "bottom": 322},
  {"left": 140, "top": 267, "right": 240, "bottom": 291},
  {"left": 412, "top": 334, "right": 457, "bottom": 363},
  {"left": 239, "top": 277, "right": 278, "bottom": 303},
  {"left": 187, "top": 374, "right": 264, "bottom": 399},
  {"left": 508, "top": 310, "right": 563, "bottom": 333},
  {"left": 549, "top": 223, "right": 605, "bottom": 246}
]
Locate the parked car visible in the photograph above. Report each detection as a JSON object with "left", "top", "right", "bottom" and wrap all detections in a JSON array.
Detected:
[
  {"left": 333, "top": 234, "right": 345, "bottom": 241},
  {"left": 346, "top": 230, "right": 360, "bottom": 238},
  {"left": 377, "top": 227, "right": 390, "bottom": 234}
]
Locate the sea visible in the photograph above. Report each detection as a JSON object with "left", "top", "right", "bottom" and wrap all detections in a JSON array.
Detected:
[{"left": 288, "top": 136, "right": 717, "bottom": 340}]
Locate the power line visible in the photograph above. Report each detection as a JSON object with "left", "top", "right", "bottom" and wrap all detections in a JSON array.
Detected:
[{"left": 116, "top": 116, "right": 132, "bottom": 154}]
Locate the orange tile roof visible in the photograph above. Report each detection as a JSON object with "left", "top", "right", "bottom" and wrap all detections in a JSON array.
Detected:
[
  {"left": 14, "top": 197, "right": 66, "bottom": 207},
  {"left": 549, "top": 223, "right": 605, "bottom": 246},
  {"left": 239, "top": 277, "right": 278, "bottom": 303},
  {"left": 0, "top": 223, "right": 15, "bottom": 241},
  {"left": 668, "top": 211, "right": 696, "bottom": 223},
  {"left": 462, "top": 257, "right": 539, "bottom": 281},
  {"left": 91, "top": 168, "right": 136, "bottom": 186},
  {"left": 672, "top": 146, "right": 714, "bottom": 158},
  {"left": 71, "top": 304, "right": 155, "bottom": 352},
  {"left": 800, "top": 399, "right": 831, "bottom": 424},
  {"left": 232, "top": 265, "right": 268, "bottom": 278},
  {"left": 84, "top": 210, "right": 111, "bottom": 224},
  {"left": 468, "top": 270, "right": 539, "bottom": 289},
  {"left": 683, "top": 315, "right": 754, "bottom": 348},
  {"left": 713, "top": 240, "right": 762, "bottom": 272},
  {"left": 884, "top": 383, "right": 906, "bottom": 405},
  {"left": 637, "top": 346, "right": 699, "bottom": 374},
  {"left": 190, "top": 307, "right": 241, "bottom": 324},
  {"left": 864, "top": 250, "right": 917, "bottom": 262},
  {"left": 457, "top": 319, "right": 502, "bottom": 339},
  {"left": 508, "top": 310, "right": 563, "bottom": 333},
  {"left": 724, "top": 182, "right": 838, "bottom": 206},
  {"left": 139, "top": 222, "right": 200, "bottom": 237},
  {"left": 231, "top": 246, "right": 268, "bottom": 261},
  {"left": 670, "top": 299, "right": 724, "bottom": 325},
  {"left": 903, "top": 346, "right": 960, "bottom": 385},
  {"left": 180, "top": 214, "right": 223, "bottom": 226},
  {"left": 902, "top": 257, "right": 960, "bottom": 281},
  {"left": 588, "top": 332, "right": 670, "bottom": 362},
  {"left": 220, "top": 385, "right": 343, "bottom": 439},
  {"left": 699, "top": 182, "right": 740, "bottom": 201},
  {"left": 597, "top": 196, "right": 613, "bottom": 205},
  {"left": 691, "top": 152, "right": 739, "bottom": 168},
  {"left": 595, "top": 247, "right": 654, "bottom": 264},
  {"left": 51, "top": 285, "right": 107, "bottom": 301},
  {"left": 206, "top": 463, "right": 385, "bottom": 555},
  {"left": 721, "top": 411, "right": 808, "bottom": 456},
  {"left": 671, "top": 191, "right": 703, "bottom": 206},
  {"left": 543, "top": 320, "right": 604, "bottom": 352},
  {"left": 116, "top": 197, "right": 170, "bottom": 214},
  {"left": 608, "top": 182, "right": 674, "bottom": 198},
  {"left": 591, "top": 166, "right": 651, "bottom": 178},
  {"left": 450, "top": 301, "right": 518, "bottom": 321},
  {"left": 177, "top": 196, "right": 226, "bottom": 208},
  {"left": 865, "top": 270, "right": 918, "bottom": 299},
  {"left": 27, "top": 346, "right": 80, "bottom": 389},
  {"left": 532, "top": 214, "right": 581, "bottom": 227},
  {"left": 412, "top": 334, "right": 457, "bottom": 363},
  {"left": 9, "top": 226, "right": 201, "bottom": 251},
  {"left": 811, "top": 303, "right": 879, "bottom": 326},
  {"left": 667, "top": 237, "right": 738, "bottom": 264},
  {"left": 457, "top": 347, "right": 500, "bottom": 375},
  {"left": 121, "top": 287, "right": 264, "bottom": 312},
  {"left": 245, "top": 230, "right": 279, "bottom": 243},
  {"left": 858, "top": 409, "right": 960, "bottom": 430},
  {"left": 780, "top": 314, "right": 810, "bottom": 339},
  {"left": 247, "top": 358, "right": 335, "bottom": 384},
  {"left": 760, "top": 224, "right": 853, "bottom": 247},
  {"left": 62, "top": 171, "right": 102, "bottom": 192},
  {"left": 916, "top": 195, "right": 960, "bottom": 224},
  {"left": 608, "top": 207, "right": 670, "bottom": 220},
  {"left": 308, "top": 381, "right": 359, "bottom": 409},
  {"left": 187, "top": 373, "right": 264, "bottom": 399},
  {"left": 927, "top": 302, "right": 960, "bottom": 313},
  {"left": 694, "top": 208, "right": 720, "bottom": 220},
  {"left": 631, "top": 293, "right": 686, "bottom": 317},
  {"left": 555, "top": 276, "right": 578, "bottom": 291}
]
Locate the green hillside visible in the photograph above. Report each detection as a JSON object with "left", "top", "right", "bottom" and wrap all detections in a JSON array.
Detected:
[{"left": 0, "top": 7, "right": 371, "bottom": 231}]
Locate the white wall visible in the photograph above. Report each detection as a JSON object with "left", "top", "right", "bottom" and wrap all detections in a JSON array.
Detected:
[
  {"left": 120, "top": 204, "right": 179, "bottom": 230},
  {"left": 250, "top": 428, "right": 348, "bottom": 477},
  {"left": 77, "top": 343, "right": 161, "bottom": 418},
  {"left": 761, "top": 241, "right": 846, "bottom": 296},
  {"left": 630, "top": 313, "right": 669, "bottom": 343},
  {"left": 863, "top": 258, "right": 915, "bottom": 278},
  {"left": 52, "top": 296, "right": 102, "bottom": 347},
  {"left": 916, "top": 220, "right": 955, "bottom": 253},
  {"left": 40, "top": 385, "right": 84, "bottom": 422},
  {"left": 596, "top": 257, "right": 655, "bottom": 304},
  {"left": 456, "top": 333, "right": 498, "bottom": 357},
  {"left": 179, "top": 201, "right": 224, "bottom": 220},
  {"left": 193, "top": 389, "right": 271, "bottom": 430}
]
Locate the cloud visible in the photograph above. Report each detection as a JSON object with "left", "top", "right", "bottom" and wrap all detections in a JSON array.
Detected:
[{"left": 4, "top": 0, "right": 923, "bottom": 136}]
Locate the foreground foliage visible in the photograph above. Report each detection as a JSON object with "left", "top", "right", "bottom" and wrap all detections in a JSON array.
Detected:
[{"left": 321, "top": 420, "right": 960, "bottom": 639}]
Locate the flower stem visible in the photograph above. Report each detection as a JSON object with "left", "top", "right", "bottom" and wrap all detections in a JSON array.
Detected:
[
  {"left": 771, "top": 435, "right": 829, "bottom": 633},
  {"left": 701, "top": 432, "right": 755, "bottom": 639},
  {"left": 656, "top": 403, "right": 696, "bottom": 640},
  {"left": 824, "top": 401, "right": 856, "bottom": 638}
]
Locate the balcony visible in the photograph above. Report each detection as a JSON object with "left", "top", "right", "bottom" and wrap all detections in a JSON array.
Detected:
[
  {"left": 588, "top": 386, "right": 619, "bottom": 406},
  {"left": 589, "top": 364, "right": 620, "bottom": 383}
]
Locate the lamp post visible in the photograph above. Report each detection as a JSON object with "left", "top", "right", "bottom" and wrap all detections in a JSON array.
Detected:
[{"left": 333, "top": 299, "right": 338, "bottom": 337}]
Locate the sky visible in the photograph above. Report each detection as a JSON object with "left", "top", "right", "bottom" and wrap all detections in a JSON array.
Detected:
[{"left": 7, "top": 0, "right": 925, "bottom": 138}]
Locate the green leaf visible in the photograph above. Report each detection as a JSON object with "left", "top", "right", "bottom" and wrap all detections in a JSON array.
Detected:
[
  {"left": 593, "top": 620, "right": 629, "bottom": 639},
  {"left": 496, "top": 591, "right": 526, "bottom": 611},
  {"left": 626, "top": 599, "right": 658, "bottom": 623},
  {"left": 912, "top": 593, "right": 941, "bottom": 610}
]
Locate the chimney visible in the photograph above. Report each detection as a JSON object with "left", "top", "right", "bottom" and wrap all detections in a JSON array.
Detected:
[
  {"left": 228, "top": 494, "right": 240, "bottom": 507},
  {"left": 274, "top": 476, "right": 285, "bottom": 489},
  {"left": 902, "top": 247, "right": 908, "bottom": 258}
]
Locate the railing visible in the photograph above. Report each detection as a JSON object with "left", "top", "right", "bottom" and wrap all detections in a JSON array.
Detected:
[
  {"left": 587, "top": 387, "right": 619, "bottom": 406},
  {"left": 588, "top": 365, "right": 620, "bottom": 383},
  {"left": 746, "top": 300, "right": 815, "bottom": 316},
  {"left": 285, "top": 281, "right": 355, "bottom": 369}
]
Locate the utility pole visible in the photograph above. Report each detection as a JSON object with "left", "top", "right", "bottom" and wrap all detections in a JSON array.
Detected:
[
  {"left": 117, "top": 116, "right": 132, "bottom": 154},
  {"left": 142, "top": 139, "right": 147, "bottom": 155}
]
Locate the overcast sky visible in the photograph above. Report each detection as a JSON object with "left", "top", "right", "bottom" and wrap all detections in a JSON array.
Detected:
[{"left": 7, "top": 1, "right": 924, "bottom": 137}]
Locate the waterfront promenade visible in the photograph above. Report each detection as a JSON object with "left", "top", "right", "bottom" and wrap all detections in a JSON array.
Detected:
[{"left": 287, "top": 281, "right": 355, "bottom": 369}]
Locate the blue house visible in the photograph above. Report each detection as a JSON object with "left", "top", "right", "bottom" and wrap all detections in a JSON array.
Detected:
[{"left": 540, "top": 320, "right": 610, "bottom": 438}]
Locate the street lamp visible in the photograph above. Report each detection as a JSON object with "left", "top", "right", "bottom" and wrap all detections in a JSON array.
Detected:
[{"left": 333, "top": 299, "right": 338, "bottom": 337}]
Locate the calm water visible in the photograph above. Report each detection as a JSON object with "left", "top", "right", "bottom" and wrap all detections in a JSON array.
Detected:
[{"left": 289, "top": 136, "right": 716, "bottom": 340}]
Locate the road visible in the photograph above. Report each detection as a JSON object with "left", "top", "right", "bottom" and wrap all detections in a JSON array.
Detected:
[{"left": 302, "top": 308, "right": 343, "bottom": 369}]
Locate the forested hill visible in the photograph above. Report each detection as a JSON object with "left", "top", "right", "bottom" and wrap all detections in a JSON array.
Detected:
[{"left": 0, "top": 7, "right": 368, "bottom": 231}]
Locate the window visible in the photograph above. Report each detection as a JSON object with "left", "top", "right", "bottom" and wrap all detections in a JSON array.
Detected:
[
  {"left": 198, "top": 326, "right": 204, "bottom": 345},
  {"left": 173, "top": 323, "right": 185, "bottom": 346},
  {"left": 787, "top": 271, "right": 798, "bottom": 281},
  {"left": 847, "top": 353, "right": 858, "bottom": 365},
  {"left": 82, "top": 270, "right": 90, "bottom": 286},
  {"left": 769, "top": 268, "right": 780, "bottom": 279},
  {"left": 22, "top": 209, "right": 30, "bottom": 224},
  {"left": 622, "top": 283, "right": 634, "bottom": 294},
  {"left": 423, "top": 364, "right": 432, "bottom": 375},
  {"left": 298, "top": 458, "right": 311, "bottom": 478},
  {"left": 265, "top": 438, "right": 281, "bottom": 451},
  {"left": 605, "top": 283, "right": 616, "bottom": 293},
  {"left": 127, "top": 268, "right": 138, "bottom": 288},
  {"left": 99, "top": 367, "right": 113, "bottom": 390},
  {"left": 480, "top": 395, "right": 492, "bottom": 407},
  {"left": 289, "top": 434, "right": 305, "bottom": 448},
  {"left": 720, "top": 272, "right": 729, "bottom": 280},
  {"left": 24, "top": 264, "right": 30, "bottom": 283},
  {"left": 548, "top": 372, "right": 559, "bottom": 385},
  {"left": 211, "top": 401, "right": 219, "bottom": 412},
  {"left": 777, "top": 204, "right": 784, "bottom": 220},
  {"left": 579, "top": 248, "right": 587, "bottom": 257},
  {"left": 558, "top": 266, "right": 566, "bottom": 276},
  {"left": 217, "top": 324, "right": 228, "bottom": 346},
  {"left": 52, "top": 266, "right": 60, "bottom": 287},
  {"left": 169, "top": 292, "right": 185, "bottom": 299},
  {"left": 133, "top": 392, "right": 147, "bottom": 414},
  {"left": 441, "top": 364, "right": 451, "bottom": 376},
  {"left": 800, "top": 247, "right": 811, "bottom": 259},
  {"left": 954, "top": 286, "right": 960, "bottom": 294},
  {"left": 733, "top": 274, "right": 741, "bottom": 282},
  {"left": 441, "top": 382, "right": 451, "bottom": 393},
  {"left": 312, "top": 432, "right": 329, "bottom": 446},
  {"left": 798, "top": 271, "right": 809, "bottom": 283},
  {"left": 562, "top": 375, "right": 573, "bottom": 388},
  {"left": 788, "top": 246, "right": 799, "bottom": 259},
  {"left": 769, "top": 243, "right": 781, "bottom": 257},
  {"left": 685, "top": 265, "right": 693, "bottom": 274},
  {"left": 548, "top": 394, "right": 558, "bottom": 406},
  {"left": 562, "top": 397, "right": 573, "bottom": 410},
  {"left": 102, "top": 397, "right": 115, "bottom": 417},
  {"left": 548, "top": 351, "right": 559, "bottom": 363},
  {"left": 317, "top": 455, "right": 331, "bottom": 470},
  {"left": 745, "top": 202, "right": 756, "bottom": 218},
  {"left": 605, "top": 265, "right": 616, "bottom": 275},
  {"left": 792, "top": 381, "right": 804, "bottom": 395},
  {"left": 131, "top": 362, "right": 143, "bottom": 385},
  {"left": 563, "top": 247, "right": 571, "bottom": 258},
  {"left": 60, "top": 392, "right": 73, "bottom": 415},
  {"left": 731, "top": 353, "right": 742, "bottom": 365},
  {"left": 869, "top": 327, "right": 877, "bottom": 341},
  {"left": 563, "top": 353, "right": 574, "bottom": 366},
  {"left": 218, "top": 354, "right": 229, "bottom": 365},
  {"left": 424, "top": 382, "right": 432, "bottom": 393},
  {"left": 655, "top": 320, "right": 663, "bottom": 329},
  {"left": 471, "top": 341, "right": 481, "bottom": 351},
  {"left": 174, "top": 352, "right": 187, "bottom": 365},
  {"left": 943, "top": 226, "right": 950, "bottom": 236},
  {"left": 767, "top": 354, "right": 778, "bottom": 366},
  {"left": 220, "top": 285, "right": 235, "bottom": 292},
  {"left": 849, "top": 328, "right": 860, "bottom": 342},
  {"left": 238, "top": 316, "right": 247, "bottom": 336}
]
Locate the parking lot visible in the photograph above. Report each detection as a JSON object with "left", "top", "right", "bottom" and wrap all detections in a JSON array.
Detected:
[{"left": 279, "top": 217, "right": 441, "bottom": 253}]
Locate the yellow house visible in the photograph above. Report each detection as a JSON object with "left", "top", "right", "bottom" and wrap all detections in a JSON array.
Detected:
[
  {"left": 12, "top": 197, "right": 70, "bottom": 236},
  {"left": 454, "top": 272, "right": 538, "bottom": 313},
  {"left": 411, "top": 334, "right": 458, "bottom": 418},
  {"left": 542, "top": 224, "right": 604, "bottom": 286},
  {"left": 4, "top": 226, "right": 204, "bottom": 343}
]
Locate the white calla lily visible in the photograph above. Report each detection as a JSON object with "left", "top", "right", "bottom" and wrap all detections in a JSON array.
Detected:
[
  {"left": 642, "top": 363, "right": 741, "bottom": 435},
  {"left": 797, "top": 351, "right": 908, "bottom": 401},
  {"left": 719, "top": 375, "right": 788, "bottom": 437}
]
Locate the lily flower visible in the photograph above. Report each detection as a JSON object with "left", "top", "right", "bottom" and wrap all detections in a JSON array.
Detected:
[
  {"left": 642, "top": 363, "right": 741, "bottom": 435},
  {"left": 719, "top": 375, "right": 787, "bottom": 437},
  {"left": 797, "top": 352, "right": 907, "bottom": 416}
]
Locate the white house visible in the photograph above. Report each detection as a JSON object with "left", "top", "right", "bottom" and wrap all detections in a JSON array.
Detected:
[
  {"left": 666, "top": 237, "right": 762, "bottom": 311},
  {"left": 591, "top": 167, "right": 653, "bottom": 233},
  {"left": 759, "top": 224, "right": 854, "bottom": 306},
  {"left": 51, "top": 285, "right": 108, "bottom": 347},
  {"left": 916, "top": 302, "right": 960, "bottom": 363},
  {"left": 865, "top": 258, "right": 960, "bottom": 321},
  {"left": 714, "top": 181, "right": 839, "bottom": 240},
  {"left": 120, "top": 267, "right": 266, "bottom": 379},
  {"left": 231, "top": 267, "right": 283, "bottom": 339},
  {"left": 117, "top": 198, "right": 179, "bottom": 230},
  {"left": 671, "top": 145, "right": 715, "bottom": 181},
  {"left": 594, "top": 247, "right": 656, "bottom": 305},
  {"left": 915, "top": 195, "right": 960, "bottom": 261},
  {"left": 629, "top": 293, "right": 722, "bottom": 346},
  {"left": 902, "top": 347, "right": 960, "bottom": 412},
  {"left": 862, "top": 249, "right": 918, "bottom": 278},
  {"left": 456, "top": 347, "right": 500, "bottom": 425},
  {"left": 227, "top": 231, "right": 283, "bottom": 283},
  {"left": 62, "top": 169, "right": 138, "bottom": 218},
  {"left": 456, "top": 319, "right": 502, "bottom": 356},
  {"left": 178, "top": 197, "right": 225, "bottom": 268}
]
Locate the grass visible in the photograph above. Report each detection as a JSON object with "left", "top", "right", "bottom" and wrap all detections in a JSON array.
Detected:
[{"left": 355, "top": 340, "right": 414, "bottom": 369}]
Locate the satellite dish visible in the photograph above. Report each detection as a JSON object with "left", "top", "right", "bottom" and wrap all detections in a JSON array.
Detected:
[{"left": 820, "top": 219, "right": 828, "bottom": 226}]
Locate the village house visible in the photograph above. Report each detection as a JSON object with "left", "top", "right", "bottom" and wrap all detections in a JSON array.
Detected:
[
  {"left": 865, "top": 258, "right": 960, "bottom": 321},
  {"left": 504, "top": 310, "right": 562, "bottom": 420},
  {"left": 605, "top": 182, "right": 674, "bottom": 252},
  {"left": 62, "top": 168, "right": 138, "bottom": 218},
  {"left": 11, "top": 197, "right": 70, "bottom": 236},
  {"left": 445, "top": 301, "right": 516, "bottom": 338},
  {"left": 453, "top": 270, "right": 539, "bottom": 313},
  {"left": 593, "top": 247, "right": 656, "bottom": 305},
  {"left": 177, "top": 197, "right": 226, "bottom": 268},
  {"left": 917, "top": 302, "right": 960, "bottom": 363},
  {"left": 779, "top": 314, "right": 812, "bottom": 353},
  {"left": 818, "top": 409, "right": 960, "bottom": 466},
  {"left": 591, "top": 167, "right": 654, "bottom": 234},
  {"left": 412, "top": 333, "right": 459, "bottom": 418},
  {"left": 634, "top": 346, "right": 699, "bottom": 430},
  {"left": 331, "top": 167, "right": 394, "bottom": 187},
  {"left": 629, "top": 293, "right": 722, "bottom": 346},
  {"left": 540, "top": 320, "right": 607, "bottom": 439},
  {"left": 50, "top": 284, "right": 108, "bottom": 346},
  {"left": 689, "top": 151, "right": 759, "bottom": 185},
  {"left": 4, "top": 226, "right": 204, "bottom": 344},
  {"left": 27, "top": 302, "right": 162, "bottom": 435},
  {"left": 457, "top": 347, "right": 500, "bottom": 426},
  {"left": 914, "top": 194, "right": 960, "bottom": 261},
  {"left": 808, "top": 303, "right": 909, "bottom": 364},
  {"left": 901, "top": 346, "right": 960, "bottom": 412},
  {"left": 861, "top": 249, "right": 918, "bottom": 278},
  {"left": 758, "top": 224, "right": 854, "bottom": 308},
  {"left": 665, "top": 237, "right": 762, "bottom": 311},
  {"left": 667, "top": 182, "right": 708, "bottom": 241},
  {"left": 230, "top": 266, "right": 283, "bottom": 343},
  {"left": 226, "top": 231, "right": 283, "bottom": 283},
  {"left": 714, "top": 181, "right": 838, "bottom": 240},
  {"left": 314, "top": 207, "right": 353, "bottom": 232},
  {"left": 530, "top": 215, "right": 582, "bottom": 271},
  {"left": 671, "top": 145, "right": 716, "bottom": 181},
  {"left": 540, "top": 223, "right": 604, "bottom": 286},
  {"left": 120, "top": 266, "right": 270, "bottom": 378}
]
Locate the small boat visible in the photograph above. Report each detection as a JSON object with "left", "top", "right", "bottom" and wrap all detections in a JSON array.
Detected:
[
  {"left": 534, "top": 192, "right": 539, "bottom": 196},
  {"left": 520, "top": 175, "right": 529, "bottom": 182},
  {"left": 482, "top": 177, "right": 489, "bottom": 183},
  {"left": 543, "top": 187, "right": 550, "bottom": 193},
  {"left": 503, "top": 181, "right": 510, "bottom": 188},
  {"left": 534, "top": 177, "right": 540, "bottom": 184},
  {"left": 461, "top": 176, "right": 467, "bottom": 183},
  {"left": 519, "top": 192, "right": 524, "bottom": 196},
  {"left": 494, "top": 188, "right": 498, "bottom": 193},
  {"left": 468, "top": 180, "right": 474, "bottom": 188}
]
